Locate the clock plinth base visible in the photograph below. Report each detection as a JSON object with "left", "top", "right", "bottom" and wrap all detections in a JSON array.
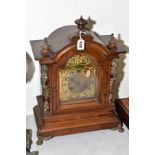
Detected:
[{"left": 34, "top": 105, "right": 120, "bottom": 144}]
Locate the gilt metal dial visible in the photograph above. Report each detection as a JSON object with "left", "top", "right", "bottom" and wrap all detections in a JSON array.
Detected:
[
  {"left": 59, "top": 54, "right": 97, "bottom": 103},
  {"left": 68, "top": 71, "right": 89, "bottom": 93}
]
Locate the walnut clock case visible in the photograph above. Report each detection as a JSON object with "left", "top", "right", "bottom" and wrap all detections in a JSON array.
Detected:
[{"left": 30, "top": 17, "right": 127, "bottom": 145}]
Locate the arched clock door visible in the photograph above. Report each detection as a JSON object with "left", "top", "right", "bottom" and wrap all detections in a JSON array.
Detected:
[{"left": 52, "top": 42, "right": 111, "bottom": 115}]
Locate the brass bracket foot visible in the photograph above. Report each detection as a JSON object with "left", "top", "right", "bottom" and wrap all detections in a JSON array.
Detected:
[
  {"left": 36, "top": 138, "right": 43, "bottom": 145},
  {"left": 113, "top": 111, "right": 124, "bottom": 133},
  {"left": 36, "top": 131, "right": 44, "bottom": 145},
  {"left": 118, "top": 124, "right": 124, "bottom": 133},
  {"left": 36, "top": 131, "right": 54, "bottom": 145}
]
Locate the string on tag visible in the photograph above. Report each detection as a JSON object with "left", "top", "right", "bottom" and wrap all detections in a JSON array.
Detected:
[
  {"left": 79, "top": 31, "right": 86, "bottom": 39},
  {"left": 77, "top": 31, "right": 86, "bottom": 50}
]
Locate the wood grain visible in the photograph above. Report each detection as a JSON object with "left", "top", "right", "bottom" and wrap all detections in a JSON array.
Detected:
[{"left": 31, "top": 30, "right": 127, "bottom": 141}]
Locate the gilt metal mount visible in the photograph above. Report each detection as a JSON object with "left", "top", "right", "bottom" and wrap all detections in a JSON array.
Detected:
[{"left": 41, "top": 37, "right": 51, "bottom": 57}]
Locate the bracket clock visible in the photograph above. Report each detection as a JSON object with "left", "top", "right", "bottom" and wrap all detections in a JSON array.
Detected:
[{"left": 30, "top": 16, "right": 127, "bottom": 145}]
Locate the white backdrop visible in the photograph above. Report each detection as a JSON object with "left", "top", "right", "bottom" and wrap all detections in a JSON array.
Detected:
[{"left": 26, "top": 0, "right": 129, "bottom": 115}]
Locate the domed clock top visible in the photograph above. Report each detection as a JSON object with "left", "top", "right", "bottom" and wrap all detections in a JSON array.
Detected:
[{"left": 30, "top": 16, "right": 128, "bottom": 60}]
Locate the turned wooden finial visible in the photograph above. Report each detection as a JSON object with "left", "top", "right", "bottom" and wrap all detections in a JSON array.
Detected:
[
  {"left": 75, "top": 16, "right": 88, "bottom": 31},
  {"left": 107, "top": 33, "right": 117, "bottom": 50},
  {"left": 41, "top": 37, "right": 51, "bottom": 57}
]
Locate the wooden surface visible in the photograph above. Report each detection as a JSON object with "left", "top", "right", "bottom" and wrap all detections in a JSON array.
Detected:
[
  {"left": 34, "top": 105, "right": 119, "bottom": 137},
  {"left": 32, "top": 36, "right": 121, "bottom": 140},
  {"left": 31, "top": 22, "right": 127, "bottom": 142},
  {"left": 32, "top": 38, "right": 122, "bottom": 140},
  {"left": 115, "top": 98, "right": 129, "bottom": 129}
]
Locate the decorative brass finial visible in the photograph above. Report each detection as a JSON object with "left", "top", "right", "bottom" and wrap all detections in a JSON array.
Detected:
[
  {"left": 86, "top": 16, "right": 96, "bottom": 31},
  {"left": 107, "top": 33, "right": 117, "bottom": 50},
  {"left": 41, "top": 37, "right": 51, "bottom": 57},
  {"left": 75, "top": 16, "right": 88, "bottom": 31}
]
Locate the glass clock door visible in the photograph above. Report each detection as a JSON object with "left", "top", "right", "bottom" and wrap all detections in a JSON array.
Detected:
[{"left": 59, "top": 54, "right": 97, "bottom": 104}]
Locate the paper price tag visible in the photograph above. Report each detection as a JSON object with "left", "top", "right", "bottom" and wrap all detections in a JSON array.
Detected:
[
  {"left": 77, "top": 38, "right": 85, "bottom": 50},
  {"left": 86, "top": 70, "right": 91, "bottom": 78}
]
